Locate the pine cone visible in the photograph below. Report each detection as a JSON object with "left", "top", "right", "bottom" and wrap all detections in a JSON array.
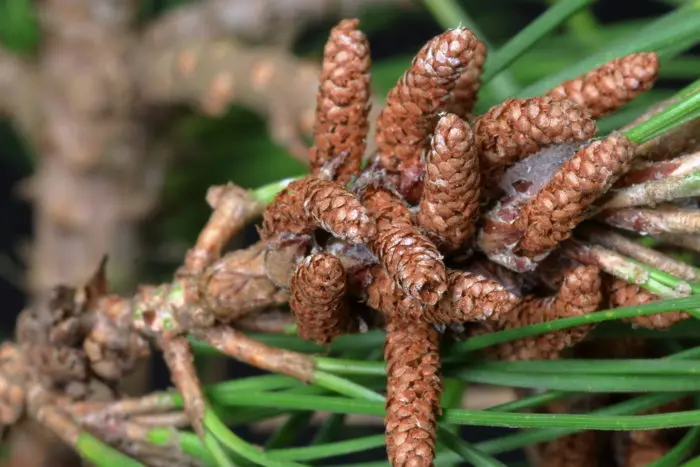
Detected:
[
  {"left": 417, "top": 113, "right": 481, "bottom": 253},
  {"left": 361, "top": 265, "right": 425, "bottom": 322},
  {"left": 426, "top": 270, "right": 520, "bottom": 324},
  {"left": 546, "top": 52, "right": 659, "bottom": 119},
  {"left": 474, "top": 97, "right": 596, "bottom": 179},
  {"left": 606, "top": 277, "right": 688, "bottom": 330},
  {"left": 479, "top": 265, "right": 602, "bottom": 360},
  {"left": 290, "top": 252, "right": 355, "bottom": 344},
  {"left": 376, "top": 27, "right": 483, "bottom": 172},
  {"left": 201, "top": 241, "right": 291, "bottom": 321},
  {"left": 384, "top": 313, "right": 442, "bottom": 467},
  {"left": 444, "top": 39, "right": 487, "bottom": 119},
  {"left": 362, "top": 188, "right": 447, "bottom": 306},
  {"left": 261, "top": 177, "right": 377, "bottom": 243},
  {"left": 516, "top": 134, "right": 637, "bottom": 258},
  {"left": 310, "top": 18, "right": 371, "bottom": 183}
]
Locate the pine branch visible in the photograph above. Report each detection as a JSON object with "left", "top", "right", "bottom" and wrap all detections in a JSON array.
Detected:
[
  {"left": 0, "top": 43, "right": 38, "bottom": 134},
  {"left": 142, "top": 0, "right": 413, "bottom": 47}
]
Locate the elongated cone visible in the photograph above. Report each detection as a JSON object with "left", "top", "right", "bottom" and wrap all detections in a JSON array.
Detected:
[
  {"left": 384, "top": 313, "right": 442, "bottom": 467},
  {"left": 261, "top": 177, "right": 376, "bottom": 243},
  {"left": 478, "top": 265, "right": 602, "bottom": 360},
  {"left": 290, "top": 252, "right": 355, "bottom": 344},
  {"left": 309, "top": 19, "right": 371, "bottom": 183},
  {"left": 546, "top": 52, "right": 659, "bottom": 119},
  {"left": 445, "top": 39, "right": 487, "bottom": 119},
  {"left": 376, "top": 27, "right": 484, "bottom": 172},
  {"left": 418, "top": 113, "right": 481, "bottom": 253},
  {"left": 475, "top": 96, "right": 596, "bottom": 180},
  {"left": 363, "top": 188, "right": 447, "bottom": 307},
  {"left": 606, "top": 277, "right": 688, "bottom": 330},
  {"left": 516, "top": 134, "right": 637, "bottom": 258}
]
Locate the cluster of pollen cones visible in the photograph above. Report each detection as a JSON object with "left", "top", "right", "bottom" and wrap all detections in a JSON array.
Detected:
[{"left": 2, "top": 17, "right": 700, "bottom": 467}]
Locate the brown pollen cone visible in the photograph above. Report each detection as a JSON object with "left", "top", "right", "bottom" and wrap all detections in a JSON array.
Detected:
[
  {"left": 426, "top": 269, "right": 520, "bottom": 324},
  {"left": 289, "top": 252, "right": 355, "bottom": 344},
  {"left": 261, "top": 177, "right": 377, "bottom": 243},
  {"left": 606, "top": 277, "right": 688, "bottom": 330},
  {"left": 375, "top": 27, "right": 483, "bottom": 172},
  {"left": 474, "top": 97, "right": 597, "bottom": 180},
  {"left": 309, "top": 18, "right": 371, "bottom": 183},
  {"left": 479, "top": 265, "right": 602, "bottom": 360},
  {"left": 445, "top": 39, "right": 487, "bottom": 119},
  {"left": 516, "top": 134, "right": 637, "bottom": 258},
  {"left": 417, "top": 113, "right": 481, "bottom": 253},
  {"left": 546, "top": 52, "right": 659, "bottom": 119},
  {"left": 362, "top": 265, "right": 424, "bottom": 322},
  {"left": 362, "top": 188, "right": 447, "bottom": 306},
  {"left": 384, "top": 313, "right": 442, "bottom": 467}
]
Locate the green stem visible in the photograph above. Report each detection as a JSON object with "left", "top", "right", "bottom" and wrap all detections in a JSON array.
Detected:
[
  {"left": 437, "top": 427, "right": 506, "bottom": 467},
  {"left": 204, "top": 409, "right": 305, "bottom": 467},
  {"left": 203, "top": 432, "right": 236, "bottom": 467},
  {"left": 148, "top": 429, "right": 215, "bottom": 466},
  {"left": 312, "top": 370, "right": 385, "bottom": 402},
  {"left": 251, "top": 176, "right": 302, "bottom": 205},
  {"left": 486, "top": 390, "right": 570, "bottom": 412},
  {"left": 469, "top": 359, "right": 700, "bottom": 376},
  {"left": 449, "top": 294, "right": 700, "bottom": 354},
  {"left": 454, "top": 370, "right": 700, "bottom": 393},
  {"left": 75, "top": 433, "right": 144, "bottom": 467},
  {"left": 517, "top": 3, "right": 700, "bottom": 98},
  {"left": 624, "top": 90, "right": 700, "bottom": 144},
  {"left": 482, "top": 0, "right": 594, "bottom": 83},
  {"left": 265, "top": 412, "right": 313, "bottom": 450},
  {"left": 650, "top": 426, "right": 700, "bottom": 467},
  {"left": 268, "top": 434, "right": 386, "bottom": 462}
]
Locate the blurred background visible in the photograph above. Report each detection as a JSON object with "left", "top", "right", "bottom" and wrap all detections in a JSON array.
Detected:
[{"left": 0, "top": 0, "right": 697, "bottom": 464}]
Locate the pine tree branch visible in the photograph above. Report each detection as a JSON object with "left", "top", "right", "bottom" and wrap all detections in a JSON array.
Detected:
[
  {"left": 142, "top": 0, "right": 412, "bottom": 47},
  {"left": 0, "top": 44, "right": 38, "bottom": 135}
]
